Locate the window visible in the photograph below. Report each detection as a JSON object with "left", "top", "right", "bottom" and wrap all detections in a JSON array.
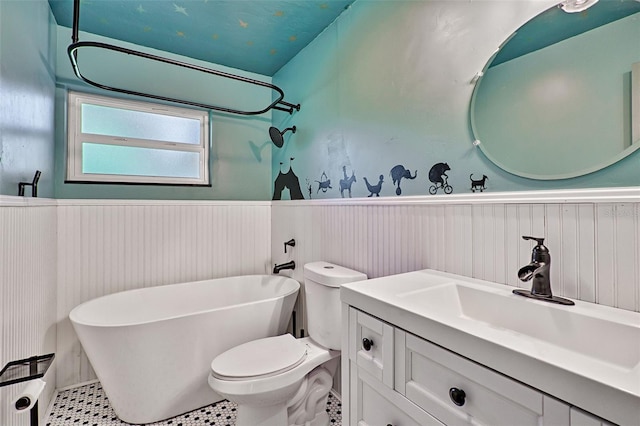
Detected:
[{"left": 67, "top": 92, "right": 209, "bottom": 185}]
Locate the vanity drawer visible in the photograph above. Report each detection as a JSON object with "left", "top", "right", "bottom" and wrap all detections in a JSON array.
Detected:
[
  {"left": 349, "top": 308, "right": 394, "bottom": 387},
  {"left": 396, "top": 331, "right": 570, "bottom": 426}
]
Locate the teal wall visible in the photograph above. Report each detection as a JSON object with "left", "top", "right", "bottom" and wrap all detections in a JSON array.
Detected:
[
  {"left": 0, "top": 0, "right": 56, "bottom": 197},
  {"left": 272, "top": 0, "right": 640, "bottom": 199},
  {"left": 3, "top": 0, "right": 639, "bottom": 201},
  {"left": 54, "top": 27, "right": 275, "bottom": 200}
]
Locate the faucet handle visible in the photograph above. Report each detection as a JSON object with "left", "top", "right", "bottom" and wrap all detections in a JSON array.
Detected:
[
  {"left": 284, "top": 238, "right": 296, "bottom": 253},
  {"left": 522, "top": 236, "right": 545, "bottom": 246},
  {"left": 522, "top": 235, "right": 549, "bottom": 262}
]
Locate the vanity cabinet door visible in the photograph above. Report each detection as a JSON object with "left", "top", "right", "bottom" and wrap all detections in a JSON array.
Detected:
[
  {"left": 349, "top": 308, "right": 394, "bottom": 388},
  {"left": 396, "top": 332, "right": 571, "bottom": 426},
  {"left": 350, "top": 362, "right": 443, "bottom": 426}
]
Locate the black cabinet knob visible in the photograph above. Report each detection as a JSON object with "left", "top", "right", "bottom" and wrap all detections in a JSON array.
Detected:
[
  {"left": 449, "top": 387, "right": 466, "bottom": 406},
  {"left": 362, "top": 337, "right": 373, "bottom": 351}
]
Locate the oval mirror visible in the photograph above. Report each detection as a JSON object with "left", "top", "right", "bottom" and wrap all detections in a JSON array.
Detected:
[{"left": 470, "top": 0, "right": 640, "bottom": 180}]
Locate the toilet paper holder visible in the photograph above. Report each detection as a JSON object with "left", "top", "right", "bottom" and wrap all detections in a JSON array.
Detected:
[{"left": 0, "top": 353, "right": 55, "bottom": 426}]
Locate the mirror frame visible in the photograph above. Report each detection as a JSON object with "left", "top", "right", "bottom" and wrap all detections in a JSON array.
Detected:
[{"left": 469, "top": 3, "right": 640, "bottom": 181}]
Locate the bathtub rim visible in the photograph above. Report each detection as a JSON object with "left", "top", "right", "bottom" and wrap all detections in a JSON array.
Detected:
[{"left": 69, "top": 274, "right": 300, "bottom": 328}]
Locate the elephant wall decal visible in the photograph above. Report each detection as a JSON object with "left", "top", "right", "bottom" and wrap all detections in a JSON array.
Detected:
[{"left": 390, "top": 164, "right": 417, "bottom": 195}]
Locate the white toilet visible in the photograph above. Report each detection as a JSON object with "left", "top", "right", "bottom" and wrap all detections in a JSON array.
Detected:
[{"left": 208, "top": 261, "right": 367, "bottom": 426}]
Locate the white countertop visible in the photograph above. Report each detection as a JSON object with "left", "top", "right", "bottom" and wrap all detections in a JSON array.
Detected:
[{"left": 341, "top": 269, "right": 640, "bottom": 426}]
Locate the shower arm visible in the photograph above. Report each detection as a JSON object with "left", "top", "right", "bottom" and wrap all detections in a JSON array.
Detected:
[{"left": 67, "top": 0, "right": 301, "bottom": 116}]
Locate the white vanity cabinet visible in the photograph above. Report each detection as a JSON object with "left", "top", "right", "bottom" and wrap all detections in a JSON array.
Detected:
[{"left": 344, "top": 307, "right": 614, "bottom": 426}]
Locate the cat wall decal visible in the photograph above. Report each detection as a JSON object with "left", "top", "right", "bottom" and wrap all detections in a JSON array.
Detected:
[{"left": 470, "top": 174, "right": 488, "bottom": 192}]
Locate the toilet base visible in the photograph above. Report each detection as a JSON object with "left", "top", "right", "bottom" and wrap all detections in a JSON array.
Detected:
[
  {"left": 298, "top": 410, "right": 330, "bottom": 426},
  {"left": 235, "top": 403, "right": 331, "bottom": 426},
  {"left": 287, "top": 360, "right": 337, "bottom": 426},
  {"left": 235, "top": 402, "right": 289, "bottom": 426},
  {"left": 233, "top": 360, "right": 338, "bottom": 426}
]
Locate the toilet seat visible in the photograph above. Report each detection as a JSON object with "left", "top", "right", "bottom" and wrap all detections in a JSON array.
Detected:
[
  {"left": 208, "top": 336, "right": 340, "bottom": 419},
  {"left": 211, "top": 334, "right": 307, "bottom": 380}
]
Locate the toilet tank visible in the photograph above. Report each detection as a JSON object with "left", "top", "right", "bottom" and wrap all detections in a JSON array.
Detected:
[{"left": 303, "top": 261, "right": 367, "bottom": 350}]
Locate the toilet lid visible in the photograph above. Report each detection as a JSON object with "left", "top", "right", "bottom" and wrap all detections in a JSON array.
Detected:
[{"left": 211, "top": 334, "right": 307, "bottom": 380}]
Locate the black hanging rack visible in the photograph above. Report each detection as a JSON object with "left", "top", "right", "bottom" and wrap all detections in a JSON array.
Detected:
[
  {"left": 67, "top": 0, "right": 300, "bottom": 116},
  {"left": 1, "top": 354, "right": 55, "bottom": 426}
]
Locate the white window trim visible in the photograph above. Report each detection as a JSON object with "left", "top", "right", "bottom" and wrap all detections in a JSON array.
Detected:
[{"left": 67, "top": 91, "right": 210, "bottom": 185}]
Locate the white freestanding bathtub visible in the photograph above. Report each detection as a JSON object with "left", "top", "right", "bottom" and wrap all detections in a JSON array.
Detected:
[{"left": 69, "top": 275, "right": 300, "bottom": 424}]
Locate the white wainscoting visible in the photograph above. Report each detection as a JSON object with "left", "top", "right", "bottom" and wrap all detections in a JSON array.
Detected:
[
  {"left": 55, "top": 200, "right": 272, "bottom": 388},
  {"left": 2, "top": 190, "right": 639, "bottom": 408},
  {"left": 0, "top": 198, "right": 57, "bottom": 426},
  {"left": 272, "top": 191, "right": 640, "bottom": 337}
]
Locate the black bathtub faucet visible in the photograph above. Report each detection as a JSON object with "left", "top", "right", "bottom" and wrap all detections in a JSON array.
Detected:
[{"left": 273, "top": 261, "right": 295, "bottom": 274}]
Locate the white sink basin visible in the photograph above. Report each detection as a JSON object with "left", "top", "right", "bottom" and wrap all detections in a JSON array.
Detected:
[{"left": 398, "top": 282, "right": 640, "bottom": 370}]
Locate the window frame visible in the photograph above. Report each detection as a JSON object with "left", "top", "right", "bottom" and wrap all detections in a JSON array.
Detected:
[{"left": 66, "top": 91, "right": 210, "bottom": 186}]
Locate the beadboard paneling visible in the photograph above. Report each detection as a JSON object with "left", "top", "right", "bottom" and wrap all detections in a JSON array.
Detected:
[
  {"left": 272, "top": 200, "right": 640, "bottom": 340},
  {"left": 56, "top": 201, "right": 272, "bottom": 388},
  {"left": 0, "top": 203, "right": 57, "bottom": 426},
  {"left": 3, "top": 193, "right": 639, "bottom": 405}
]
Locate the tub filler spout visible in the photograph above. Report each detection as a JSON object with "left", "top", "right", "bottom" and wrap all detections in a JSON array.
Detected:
[{"left": 273, "top": 260, "right": 296, "bottom": 274}]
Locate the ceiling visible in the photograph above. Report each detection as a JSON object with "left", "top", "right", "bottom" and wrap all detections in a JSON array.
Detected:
[{"left": 48, "top": 0, "right": 355, "bottom": 76}]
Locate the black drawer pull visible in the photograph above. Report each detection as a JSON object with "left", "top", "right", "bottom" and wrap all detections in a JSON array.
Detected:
[
  {"left": 362, "top": 337, "right": 373, "bottom": 351},
  {"left": 449, "top": 387, "right": 466, "bottom": 406}
]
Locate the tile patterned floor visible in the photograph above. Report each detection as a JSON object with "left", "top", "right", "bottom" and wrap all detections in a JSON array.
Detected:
[{"left": 45, "top": 382, "right": 342, "bottom": 425}]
